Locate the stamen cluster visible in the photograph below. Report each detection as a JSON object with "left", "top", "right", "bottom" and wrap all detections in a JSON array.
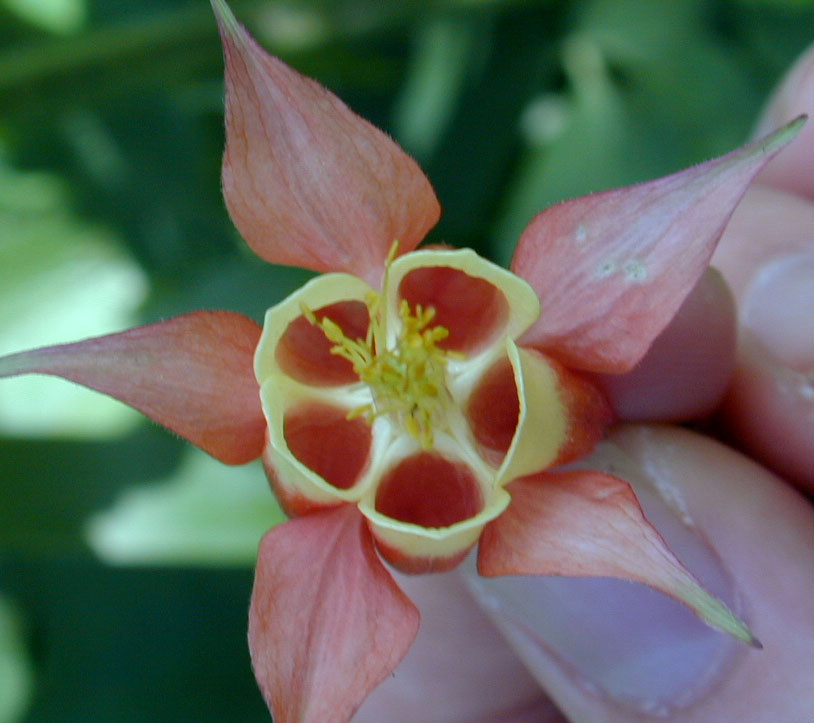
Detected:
[{"left": 302, "top": 284, "right": 460, "bottom": 450}]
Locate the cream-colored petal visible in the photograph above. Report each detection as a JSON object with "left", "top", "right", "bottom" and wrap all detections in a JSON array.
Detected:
[
  {"left": 358, "top": 446, "right": 510, "bottom": 569},
  {"left": 361, "top": 488, "right": 510, "bottom": 568},
  {"left": 497, "top": 341, "right": 568, "bottom": 485},
  {"left": 386, "top": 249, "right": 540, "bottom": 350},
  {"left": 260, "top": 376, "right": 375, "bottom": 507},
  {"left": 254, "top": 272, "right": 372, "bottom": 385}
]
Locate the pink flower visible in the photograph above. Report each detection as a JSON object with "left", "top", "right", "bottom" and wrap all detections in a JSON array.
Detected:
[{"left": 0, "top": 1, "right": 804, "bottom": 720}]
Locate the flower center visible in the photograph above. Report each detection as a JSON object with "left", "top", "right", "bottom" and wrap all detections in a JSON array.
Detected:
[{"left": 302, "top": 244, "right": 461, "bottom": 449}]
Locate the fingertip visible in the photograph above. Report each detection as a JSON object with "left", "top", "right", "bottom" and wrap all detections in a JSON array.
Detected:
[
  {"left": 354, "top": 569, "right": 551, "bottom": 722},
  {"left": 721, "top": 334, "right": 814, "bottom": 492},
  {"left": 712, "top": 185, "right": 814, "bottom": 298},
  {"left": 711, "top": 184, "right": 814, "bottom": 492}
]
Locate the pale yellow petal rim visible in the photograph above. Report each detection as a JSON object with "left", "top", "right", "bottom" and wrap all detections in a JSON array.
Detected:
[
  {"left": 254, "top": 272, "right": 373, "bottom": 386},
  {"left": 252, "top": 250, "right": 553, "bottom": 525},
  {"left": 254, "top": 272, "right": 376, "bottom": 507},
  {"left": 260, "top": 375, "right": 379, "bottom": 505},
  {"left": 387, "top": 248, "right": 540, "bottom": 345},
  {"left": 497, "top": 343, "right": 568, "bottom": 486},
  {"left": 359, "top": 483, "right": 511, "bottom": 560}
]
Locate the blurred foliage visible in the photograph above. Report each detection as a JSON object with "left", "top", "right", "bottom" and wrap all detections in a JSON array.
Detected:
[
  {"left": 0, "top": 0, "right": 812, "bottom": 719},
  {"left": 0, "top": 160, "right": 146, "bottom": 437},
  {"left": 0, "top": 595, "right": 33, "bottom": 723},
  {"left": 86, "top": 452, "right": 284, "bottom": 566}
]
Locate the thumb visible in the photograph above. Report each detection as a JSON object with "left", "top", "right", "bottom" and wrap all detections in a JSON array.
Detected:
[{"left": 461, "top": 424, "right": 814, "bottom": 722}]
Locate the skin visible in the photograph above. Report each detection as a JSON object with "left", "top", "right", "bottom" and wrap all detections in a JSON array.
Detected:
[
  {"left": 713, "top": 44, "right": 814, "bottom": 492},
  {"left": 354, "top": 46, "right": 814, "bottom": 723}
]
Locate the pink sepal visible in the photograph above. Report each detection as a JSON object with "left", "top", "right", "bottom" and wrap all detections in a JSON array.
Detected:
[
  {"left": 212, "top": 0, "right": 440, "bottom": 284},
  {"left": 249, "top": 505, "right": 420, "bottom": 722},
  {"left": 478, "top": 471, "right": 691, "bottom": 583},
  {"left": 512, "top": 121, "right": 804, "bottom": 373},
  {"left": 0, "top": 311, "right": 265, "bottom": 464},
  {"left": 478, "top": 470, "right": 757, "bottom": 645}
]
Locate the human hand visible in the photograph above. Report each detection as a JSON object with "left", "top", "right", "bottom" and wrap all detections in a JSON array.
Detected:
[
  {"left": 713, "top": 45, "right": 814, "bottom": 492},
  {"left": 354, "top": 47, "right": 814, "bottom": 723}
]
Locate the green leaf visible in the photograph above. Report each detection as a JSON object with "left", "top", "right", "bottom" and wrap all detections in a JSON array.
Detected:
[
  {"left": 393, "top": 15, "right": 478, "bottom": 161},
  {"left": 0, "top": 595, "right": 33, "bottom": 723},
  {"left": 1, "top": 0, "right": 86, "bottom": 35},
  {"left": 0, "top": 161, "right": 147, "bottom": 438},
  {"left": 86, "top": 449, "right": 285, "bottom": 566}
]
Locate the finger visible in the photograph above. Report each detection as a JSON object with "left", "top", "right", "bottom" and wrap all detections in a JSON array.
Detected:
[
  {"left": 596, "top": 268, "right": 736, "bottom": 422},
  {"left": 711, "top": 44, "right": 814, "bottom": 490},
  {"left": 723, "top": 332, "right": 814, "bottom": 490},
  {"left": 752, "top": 44, "right": 814, "bottom": 200},
  {"left": 712, "top": 185, "right": 814, "bottom": 491},
  {"left": 353, "top": 569, "right": 566, "bottom": 722},
  {"left": 461, "top": 424, "right": 814, "bottom": 722}
]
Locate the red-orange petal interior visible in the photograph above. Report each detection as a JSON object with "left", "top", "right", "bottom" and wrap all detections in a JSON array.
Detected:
[
  {"left": 375, "top": 452, "right": 483, "bottom": 527},
  {"left": 284, "top": 402, "right": 371, "bottom": 490},
  {"left": 466, "top": 356, "right": 520, "bottom": 465},
  {"left": 398, "top": 266, "right": 508, "bottom": 354},
  {"left": 275, "top": 300, "right": 369, "bottom": 386}
]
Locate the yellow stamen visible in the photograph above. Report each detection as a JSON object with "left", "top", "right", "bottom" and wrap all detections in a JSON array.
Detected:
[{"left": 302, "top": 243, "right": 462, "bottom": 449}]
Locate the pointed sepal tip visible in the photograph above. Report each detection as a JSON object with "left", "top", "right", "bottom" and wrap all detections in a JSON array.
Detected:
[
  {"left": 210, "top": 0, "right": 240, "bottom": 34},
  {"left": 756, "top": 114, "right": 806, "bottom": 155},
  {"left": 680, "top": 579, "right": 761, "bottom": 648}
]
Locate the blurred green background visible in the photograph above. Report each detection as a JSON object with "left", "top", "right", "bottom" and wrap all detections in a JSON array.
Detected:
[{"left": 0, "top": 0, "right": 812, "bottom": 719}]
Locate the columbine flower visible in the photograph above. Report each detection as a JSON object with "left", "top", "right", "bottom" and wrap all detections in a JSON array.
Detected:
[{"left": 0, "top": 1, "right": 803, "bottom": 720}]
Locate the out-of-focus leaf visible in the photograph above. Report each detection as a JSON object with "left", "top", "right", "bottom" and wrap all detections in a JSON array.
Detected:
[
  {"left": 1, "top": 0, "right": 86, "bottom": 35},
  {"left": 0, "top": 595, "right": 32, "bottom": 723},
  {"left": 736, "top": 0, "right": 814, "bottom": 7},
  {"left": 490, "top": 32, "right": 654, "bottom": 265},
  {"left": 0, "top": 161, "right": 147, "bottom": 437},
  {"left": 86, "top": 449, "right": 285, "bottom": 567},
  {"left": 421, "top": 5, "right": 560, "bottom": 259},
  {"left": 393, "top": 14, "right": 479, "bottom": 161},
  {"left": 488, "top": 0, "right": 766, "bottom": 265},
  {"left": 731, "top": 2, "right": 814, "bottom": 73},
  {"left": 576, "top": 0, "right": 759, "bottom": 152},
  {"left": 253, "top": 2, "right": 331, "bottom": 51},
  {"left": 0, "top": 429, "right": 183, "bottom": 556},
  {"left": 141, "top": 255, "right": 314, "bottom": 325},
  {"left": 0, "top": 561, "right": 270, "bottom": 721}
]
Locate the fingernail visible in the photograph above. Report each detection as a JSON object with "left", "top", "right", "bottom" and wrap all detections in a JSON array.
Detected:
[
  {"left": 741, "top": 252, "right": 814, "bottom": 372},
  {"left": 460, "top": 442, "right": 741, "bottom": 717}
]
